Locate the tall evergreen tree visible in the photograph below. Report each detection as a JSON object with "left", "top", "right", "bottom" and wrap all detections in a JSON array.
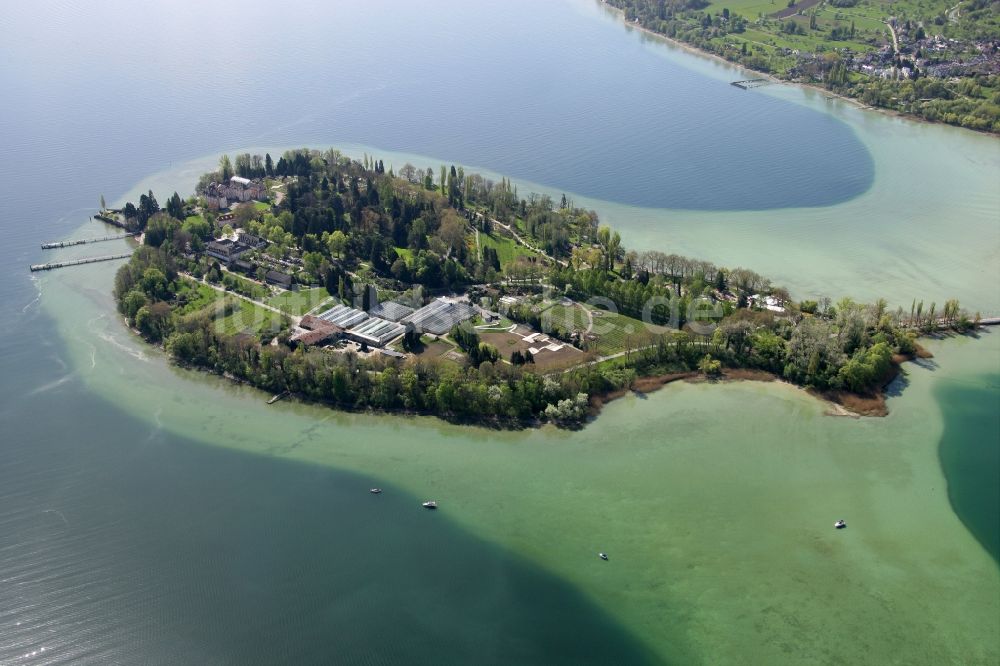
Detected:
[{"left": 219, "top": 155, "right": 234, "bottom": 181}]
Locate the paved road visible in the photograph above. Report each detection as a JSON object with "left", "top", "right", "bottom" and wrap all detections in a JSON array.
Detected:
[{"left": 887, "top": 21, "right": 899, "bottom": 55}]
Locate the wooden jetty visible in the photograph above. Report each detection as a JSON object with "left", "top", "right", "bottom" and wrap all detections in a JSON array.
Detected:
[
  {"left": 41, "top": 232, "right": 137, "bottom": 249},
  {"left": 731, "top": 78, "right": 771, "bottom": 90},
  {"left": 95, "top": 212, "right": 131, "bottom": 229},
  {"left": 30, "top": 253, "right": 133, "bottom": 272}
]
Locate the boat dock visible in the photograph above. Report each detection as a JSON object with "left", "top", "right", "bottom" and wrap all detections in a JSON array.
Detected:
[
  {"left": 30, "top": 253, "right": 133, "bottom": 272},
  {"left": 731, "top": 79, "right": 771, "bottom": 90},
  {"left": 41, "top": 232, "right": 137, "bottom": 249}
]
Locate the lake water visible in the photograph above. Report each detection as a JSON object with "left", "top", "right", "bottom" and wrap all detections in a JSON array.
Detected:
[{"left": 1, "top": 0, "right": 998, "bottom": 663}]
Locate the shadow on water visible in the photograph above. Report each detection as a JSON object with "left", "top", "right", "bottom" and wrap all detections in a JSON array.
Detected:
[
  {"left": 935, "top": 376, "right": 1000, "bottom": 565},
  {"left": 884, "top": 372, "right": 910, "bottom": 398},
  {"left": 910, "top": 356, "right": 940, "bottom": 372},
  {"left": 0, "top": 386, "right": 667, "bottom": 665}
]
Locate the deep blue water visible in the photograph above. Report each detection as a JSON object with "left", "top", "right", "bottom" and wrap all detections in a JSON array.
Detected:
[
  {"left": 0, "top": 0, "right": 872, "bottom": 224},
  {"left": 0, "top": 372, "right": 657, "bottom": 664},
  {"left": 936, "top": 374, "right": 1000, "bottom": 564}
]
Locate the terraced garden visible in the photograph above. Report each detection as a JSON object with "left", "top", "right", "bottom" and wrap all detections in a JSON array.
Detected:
[{"left": 583, "top": 306, "right": 669, "bottom": 357}]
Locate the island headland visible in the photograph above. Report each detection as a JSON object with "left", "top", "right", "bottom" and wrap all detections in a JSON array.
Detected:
[{"left": 104, "top": 148, "right": 985, "bottom": 427}]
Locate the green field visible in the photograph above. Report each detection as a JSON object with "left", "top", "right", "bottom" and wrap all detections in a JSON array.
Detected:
[
  {"left": 215, "top": 298, "right": 281, "bottom": 336},
  {"left": 700, "top": 0, "right": 988, "bottom": 59},
  {"left": 216, "top": 270, "right": 270, "bottom": 300},
  {"left": 266, "top": 287, "right": 331, "bottom": 316},
  {"left": 477, "top": 231, "right": 533, "bottom": 268},
  {"left": 174, "top": 281, "right": 223, "bottom": 317},
  {"left": 715, "top": 0, "right": 794, "bottom": 19}
]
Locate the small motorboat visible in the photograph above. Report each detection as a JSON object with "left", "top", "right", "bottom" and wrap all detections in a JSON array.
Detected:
[
  {"left": 370, "top": 488, "right": 382, "bottom": 494},
  {"left": 422, "top": 501, "right": 438, "bottom": 509},
  {"left": 834, "top": 519, "right": 847, "bottom": 529},
  {"left": 599, "top": 552, "right": 609, "bottom": 561}
]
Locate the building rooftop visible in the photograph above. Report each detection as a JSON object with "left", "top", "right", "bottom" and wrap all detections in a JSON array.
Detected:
[
  {"left": 291, "top": 315, "right": 342, "bottom": 346},
  {"left": 369, "top": 300, "right": 415, "bottom": 322},
  {"left": 265, "top": 270, "right": 292, "bottom": 286},
  {"left": 318, "top": 304, "right": 369, "bottom": 329},
  {"left": 404, "top": 298, "right": 476, "bottom": 336},
  {"left": 351, "top": 317, "right": 404, "bottom": 340}
]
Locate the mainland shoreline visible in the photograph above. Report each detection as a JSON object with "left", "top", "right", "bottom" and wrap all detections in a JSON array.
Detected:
[{"left": 599, "top": 0, "right": 1000, "bottom": 136}]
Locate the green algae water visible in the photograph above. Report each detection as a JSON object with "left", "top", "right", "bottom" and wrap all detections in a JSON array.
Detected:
[
  {"left": 2, "top": 0, "right": 999, "bottom": 662},
  {"left": 21, "top": 240, "right": 997, "bottom": 664}
]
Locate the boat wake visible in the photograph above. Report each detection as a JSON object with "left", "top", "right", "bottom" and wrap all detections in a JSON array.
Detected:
[
  {"left": 85, "top": 312, "right": 149, "bottom": 362},
  {"left": 28, "top": 374, "right": 74, "bottom": 396},
  {"left": 20, "top": 292, "right": 40, "bottom": 314},
  {"left": 50, "top": 353, "right": 68, "bottom": 372},
  {"left": 41, "top": 509, "right": 69, "bottom": 526}
]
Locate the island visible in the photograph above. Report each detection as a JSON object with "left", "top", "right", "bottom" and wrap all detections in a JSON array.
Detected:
[
  {"left": 108, "top": 148, "right": 983, "bottom": 427},
  {"left": 604, "top": 0, "right": 1000, "bottom": 133}
]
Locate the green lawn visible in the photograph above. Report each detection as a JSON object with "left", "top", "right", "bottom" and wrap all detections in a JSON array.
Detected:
[
  {"left": 477, "top": 231, "right": 533, "bottom": 267},
  {"left": 174, "top": 280, "right": 223, "bottom": 317},
  {"left": 215, "top": 299, "right": 281, "bottom": 336},
  {"left": 218, "top": 271, "right": 270, "bottom": 300},
  {"left": 712, "top": 0, "right": 789, "bottom": 19},
  {"left": 266, "top": 287, "right": 331, "bottom": 316}
]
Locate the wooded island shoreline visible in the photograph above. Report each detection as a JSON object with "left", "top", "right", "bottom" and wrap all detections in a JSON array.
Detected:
[{"left": 108, "top": 148, "right": 985, "bottom": 428}]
